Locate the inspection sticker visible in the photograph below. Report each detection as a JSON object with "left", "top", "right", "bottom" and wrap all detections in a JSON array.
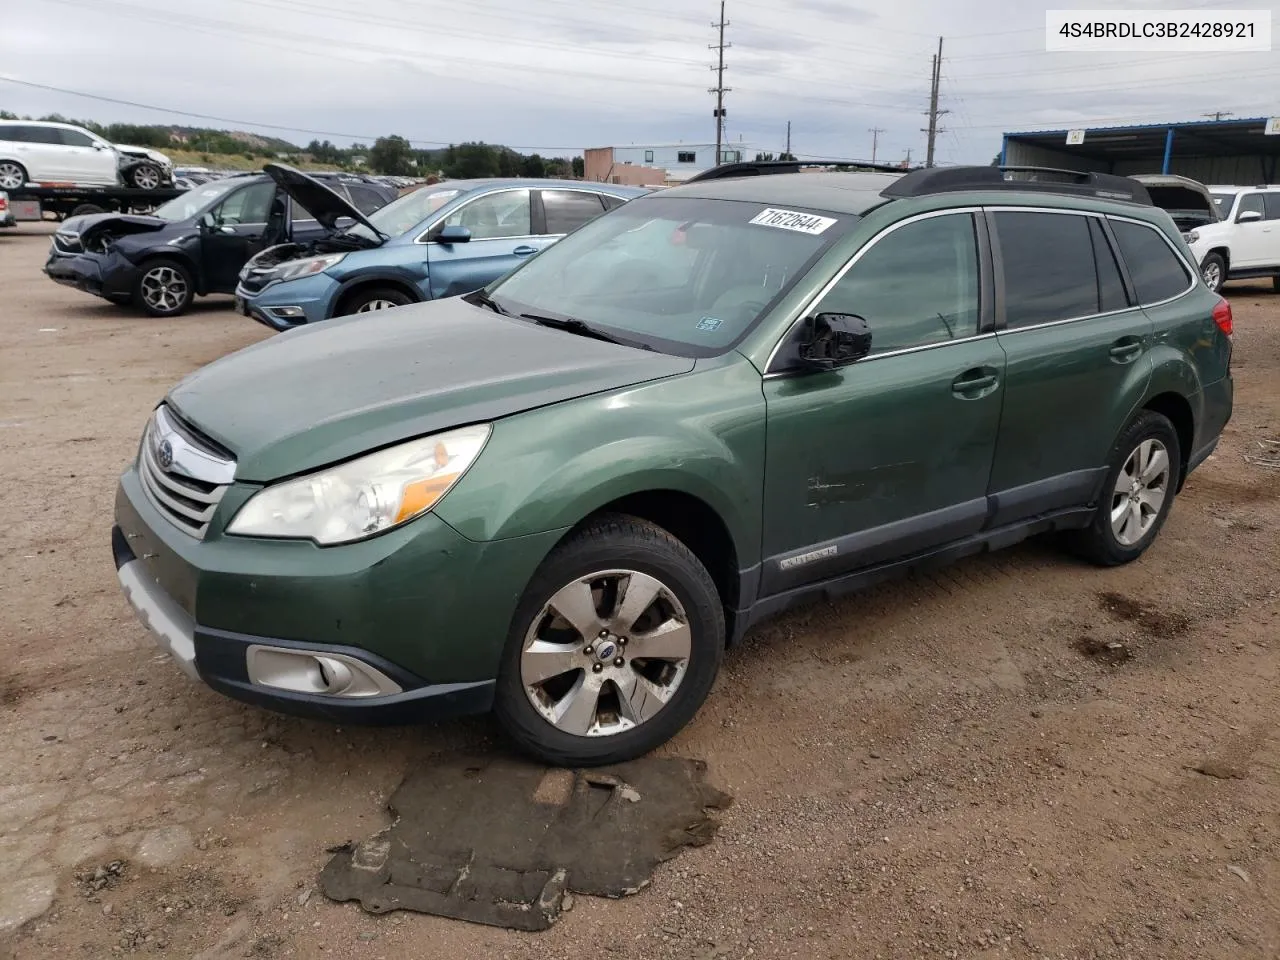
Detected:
[{"left": 749, "top": 208, "right": 838, "bottom": 235}]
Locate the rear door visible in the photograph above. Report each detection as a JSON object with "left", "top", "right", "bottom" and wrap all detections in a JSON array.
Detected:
[
  {"left": 21, "top": 126, "right": 73, "bottom": 181},
  {"left": 425, "top": 188, "right": 534, "bottom": 298},
  {"left": 986, "top": 209, "right": 1153, "bottom": 523},
  {"left": 1258, "top": 192, "right": 1280, "bottom": 267}
]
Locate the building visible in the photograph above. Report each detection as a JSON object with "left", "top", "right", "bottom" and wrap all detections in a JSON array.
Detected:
[
  {"left": 584, "top": 142, "right": 751, "bottom": 186},
  {"left": 1001, "top": 117, "right": 1280, "bottom": 184}
]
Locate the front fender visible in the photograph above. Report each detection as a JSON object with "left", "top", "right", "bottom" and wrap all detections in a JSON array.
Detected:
[
  {"left": 333, "top": 260, "right": 428, "bottom": 302},
  {"left": 435, "top": 356, "right": 766, "bottom": 567}
]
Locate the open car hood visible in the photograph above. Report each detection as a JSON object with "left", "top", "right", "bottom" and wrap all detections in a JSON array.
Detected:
[
  {"left": 1131, "top": 174, "right": 1219, "bottom": 227},
  {"left": 263, "top": 162, "right": 383, "bottom": 236}
]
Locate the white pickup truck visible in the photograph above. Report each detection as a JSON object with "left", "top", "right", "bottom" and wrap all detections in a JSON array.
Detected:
[{"left": 1185, "top": 184, "right": 1280, "bottom": 293}]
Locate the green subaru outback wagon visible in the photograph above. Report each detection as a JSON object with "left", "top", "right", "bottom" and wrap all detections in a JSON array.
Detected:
[{"left": 113, "top": 163, "right": 1234, "bottom": 766}]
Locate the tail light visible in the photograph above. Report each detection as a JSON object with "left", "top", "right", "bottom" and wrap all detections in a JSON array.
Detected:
[
  {"left": 1212, "top": 297, "right": 1233, "bottom": 337},
  {"left": 0, "top": 196, "right": 7, "bottom": 211}
]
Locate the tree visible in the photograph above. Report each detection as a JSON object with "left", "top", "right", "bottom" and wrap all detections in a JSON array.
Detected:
[
  {"left": 369, "top": 135, "right": 415, "bottom": 175},
  {"left": 444, "top": 142, "right": 501, "bottom": 179},
  {"left": 521, "top": 154, "right": 546, "bottom": 178},
  {"left": 572, "top": 156, "right": 584, "bottom": 178}
]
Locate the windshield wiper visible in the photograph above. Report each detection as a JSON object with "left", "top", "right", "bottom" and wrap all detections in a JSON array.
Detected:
[
  {"left": 519, "top": 312, "right": 651, "bottom": 350},
  {"left": 466, "top": 290, "right": 510, "bottom": 315}
]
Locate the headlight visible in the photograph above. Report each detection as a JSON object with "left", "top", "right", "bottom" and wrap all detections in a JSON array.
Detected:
[
  {"left": 271, "top": 253, "right": 348, "bottom": 283},
  {"left": 1185, "top": 230, "right": 1200, "bottom": 244},
  {"left": 226, "top": 425, "right": 490, "bottom": 545}
]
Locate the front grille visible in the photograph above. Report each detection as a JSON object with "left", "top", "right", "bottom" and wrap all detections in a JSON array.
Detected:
[
  {"left": 137, "top": 406, "right": 235, "bottom": 539},
  {"left": 236, "top": 270, "right": 272, "bottom": 295}
]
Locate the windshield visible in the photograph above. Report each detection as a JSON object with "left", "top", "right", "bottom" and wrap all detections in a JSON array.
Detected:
[
  {"left": 1211, "top": 192, "right": 1237, "bottom": 215},
  {"left": 488, "top": 195, "right": 851, "bottom": 356},
  {"left": 150, "top": 179, "right": 247, "bottom": 222},
  {"left": 344, "top": 186, "right": 462, "bottom": 241}
]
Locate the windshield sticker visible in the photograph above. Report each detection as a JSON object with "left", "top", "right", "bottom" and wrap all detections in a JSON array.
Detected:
[
  {"left": 749, "top": 208, "right": 837, "bottom": 235},
  {"left": 696, "top": 316, "right": 723, "bottom": 332}
]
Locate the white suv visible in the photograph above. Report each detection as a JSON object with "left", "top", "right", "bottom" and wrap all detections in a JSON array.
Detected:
[
  {"left": 0, "top": 121, "right": 172, "bottom": 192},
  {"left": 1186, "top": 185, "right": 1280, "bottom": 293}
]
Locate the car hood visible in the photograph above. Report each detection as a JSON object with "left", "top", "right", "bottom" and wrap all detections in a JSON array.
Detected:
[
  {"left": 166, "top": 297, "right": 695, "bottom": 482},
  {"left": 57, "top": 212, "right": 172, "bottom": 243},
  {"left": 116, "top": 145, "right": 172, "bottom": 166},
  {"left": 264, "top": 162, "right": 382, "bottom": 237},
  {"left": 1131, "top": 174, "right": 1219, "bottom": 225}
]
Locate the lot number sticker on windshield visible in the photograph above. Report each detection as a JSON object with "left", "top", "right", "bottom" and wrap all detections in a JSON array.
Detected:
[{"left": 749, "top": 208, "right": 837, "bottom": 235}]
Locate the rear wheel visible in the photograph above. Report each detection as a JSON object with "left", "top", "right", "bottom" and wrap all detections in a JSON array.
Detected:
[
  {"left": 70, "top": 203, "right": 106, "bottom": 218},
  {"left": 134, "top": 259, "right": 194, "bottom": 317},
  {"left": 0, "top": 160, "right": 27, "bottom": 191},
  {"left": 1272, "top": 275, "right": 1280, "bottom": 294},
  {"left": 337, "top": 286, "right": 414, "bottom": 317},
  {"left": 493, "top": 515, "right": 724, "bottom": 767},
  {"left": 1070, "top": 411, "right": 1181, "bottom": 567},
  {"left": 1200, "top": 252, "right": 1226, "bottom": 293}
]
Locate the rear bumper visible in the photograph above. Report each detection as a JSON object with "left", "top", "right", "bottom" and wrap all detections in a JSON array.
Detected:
[
  {"left": 44, "top": 250, "right": 136, "bottom": 302},
  {"left": 0, "top": 211, "right": 15, "bottom": 228}
]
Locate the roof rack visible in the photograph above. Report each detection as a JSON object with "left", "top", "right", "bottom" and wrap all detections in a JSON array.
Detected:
[
  {"left": 685, "top": 159, "right": 907, "bottom": 183},
  {"left": 880, "top": 165, "right": 1151, "bottom": 204}
]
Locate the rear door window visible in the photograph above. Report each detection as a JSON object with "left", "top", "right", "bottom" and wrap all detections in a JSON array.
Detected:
[
  {"left": 0, "top": 125, "right": 28, "bottom": 143},
  {"left": 23, "top": 126, "right": 64, "bottom": 145},
  {"left": 993, "top": 211, "right": 1099, "bottom": 328},
  {"left": 1263, "top": 192, "right": 1280, "bottom": 221},
  {"left": 346, "top": 184, "right": 388, "bottom": 214},
  {"left": 542, "top": 190, "right": 607, "bottom": 235},
  {"left": 1109, "top": 220, "right": 1192, "bottom": 305}
]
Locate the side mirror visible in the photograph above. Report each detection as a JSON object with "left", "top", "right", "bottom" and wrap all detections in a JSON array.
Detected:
[
  {"left": 798, "top": 313, "right": 872, "bottom": 370},
  {"left": 436, "top": 224, "right": 472, "bottom": 244},
  {"left": 1237, "top": 210, "right": 1263, "bottom": 224}
]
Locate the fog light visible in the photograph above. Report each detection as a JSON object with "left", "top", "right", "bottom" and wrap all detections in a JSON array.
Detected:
[
  {"left": 245, "top": 645, "right": 402, "bottom": 698},
  {"left": 268, "top": 305, "right": 305, "bottom": 318}
]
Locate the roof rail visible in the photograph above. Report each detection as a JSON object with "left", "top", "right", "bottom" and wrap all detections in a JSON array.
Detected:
[
  {"left": 685, "top": 159, "right": 908, "bottom": 183},
  {"left": 880, "top": 165, "right": 1152, "bottom": 204}
]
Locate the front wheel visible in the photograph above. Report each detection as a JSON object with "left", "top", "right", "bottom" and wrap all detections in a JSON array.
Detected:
[
  {"left": 337, "top": 286, "right": 414, "bottom": 317},
  {"left": 493, "top": 515, "right": 725, "bottom": 767},
  {"left": 1070, "top": 411, "right": 1181, "bottom": 567},
  {"left": 134, "top": 259, "right": 194, "bottom": 317},
  {"left": 127, "top": 163, "right": 163, "bottom": 190},
  {"left": 1200, "top": 252, "right": 1226, "bottom": 293}
]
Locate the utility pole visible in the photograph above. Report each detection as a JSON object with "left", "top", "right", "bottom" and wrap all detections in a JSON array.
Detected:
[
  {"left": 785, "top": 121, "right": 791, "bottom": 159},
  {"left": 904, "top": 147, "right": 912, "bottom": 168},
  {"left": 922, "top": 36, "right": 948, "bottom": 168},
  {"left": 868, "top": 127, "right": 884, "bottom": 164},
  {"left": 709, "top": 1, "right": 731, "bottom": 166},
  {"left": 1202, "top": 110, "right": 1234, "bottom": 121}
]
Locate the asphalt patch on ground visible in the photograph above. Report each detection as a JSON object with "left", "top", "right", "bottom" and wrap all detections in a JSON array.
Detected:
[{"left": 319, "top": 755, "right": 732, "bottom": 931}]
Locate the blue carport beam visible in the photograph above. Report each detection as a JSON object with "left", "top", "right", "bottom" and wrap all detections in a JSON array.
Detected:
[{"left": 1162, "top": 127, "right": 1175, "bottom": 174}]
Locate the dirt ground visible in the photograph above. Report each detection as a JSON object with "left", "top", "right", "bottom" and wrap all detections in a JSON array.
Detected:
[{"left": 1, "top": 221, "right": 1277, "bottom": 960}]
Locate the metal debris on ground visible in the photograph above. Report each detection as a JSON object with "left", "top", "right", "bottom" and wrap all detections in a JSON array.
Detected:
[
  {"left": 319, "top": 755, "right": 731, "bottom": 931},
  {"left": 1244, "top": 439, "right": 1280, "bottom": 468}
]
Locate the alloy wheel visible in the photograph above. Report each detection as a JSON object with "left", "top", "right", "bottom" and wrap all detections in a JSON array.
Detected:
[
  {"left": 520, "top": 569, "right": 692, "bottom": 737},
  {"left": 140, "top": 266, "right": 189, "bottom": 314},
  {"left": 356, "top": 299, "right": 400, "bottom": 312},
  {"left": 1110, "top": 438, "right": 1170, "bottom": 546},
  {"left": 0, "top": 162, "right": 25, "bottom": 190},
  {"left": 1202, "top": 261, "right": 1222, "bottom": 290},
  {"left": 133, "top": 165, "right": 161, "bottom": 190}
]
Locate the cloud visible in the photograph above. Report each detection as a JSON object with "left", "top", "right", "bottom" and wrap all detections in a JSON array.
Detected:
[{"left": 0, "top": 0, "right": 1262, "bottom": 165}]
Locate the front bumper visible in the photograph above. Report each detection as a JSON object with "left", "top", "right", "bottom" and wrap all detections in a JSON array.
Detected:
[
  {"left": 44, "top": 250, "right": 137, "bottom": 302},
  {"left": 112, "top": 465, "right": 563, "bottom": 725},
  {"left": 234, "top": 273, "right": 339, "bottom": 331}
]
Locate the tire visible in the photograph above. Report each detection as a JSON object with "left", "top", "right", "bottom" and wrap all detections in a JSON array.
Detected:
[
  {"left": 133, "top": 259, "right": 195, "bottom": 317},
  {"left": 1070, "top": 410, "right": 1182, "bottom": 567},
  {"left": 1272, "top": 276, "right": 1280, "bottom": 294},
  {"left": 337, "top": 286, "right": 414, "bottom": 317},
  {"left": 1200, "top": 252, "right": 1226, "bottom": 293},
  {"left": 126, "top": 163, "right": 163, "bottom": 190},
  {"left": 0, "top": 160, "right": 28, "bottom": 191},
  {"left": 70, "top": 203, "right": 106, "bottom": 218},
  {"left": 493, "top": 514, "right": 725, "bottom": 767}
]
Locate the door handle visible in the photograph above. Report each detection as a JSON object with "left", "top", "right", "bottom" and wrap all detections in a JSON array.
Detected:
[
  {"left": 951, "top": 368, "right": 999, "bottom": 398},
  {"left": 513, "top": 245, "right": 537, "bottom": 256},
  {"left": 1109, "top": 338, "right": 1143, "bottom": 363}
]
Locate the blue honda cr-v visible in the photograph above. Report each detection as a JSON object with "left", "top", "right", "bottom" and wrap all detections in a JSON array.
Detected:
[{"left": 235, "top": 164, "right": 646, "bottom": 330}]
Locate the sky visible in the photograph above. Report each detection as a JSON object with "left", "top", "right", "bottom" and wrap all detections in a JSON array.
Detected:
[{"left": 1, "top": 0, "right": 1276, "bottom": 165}]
